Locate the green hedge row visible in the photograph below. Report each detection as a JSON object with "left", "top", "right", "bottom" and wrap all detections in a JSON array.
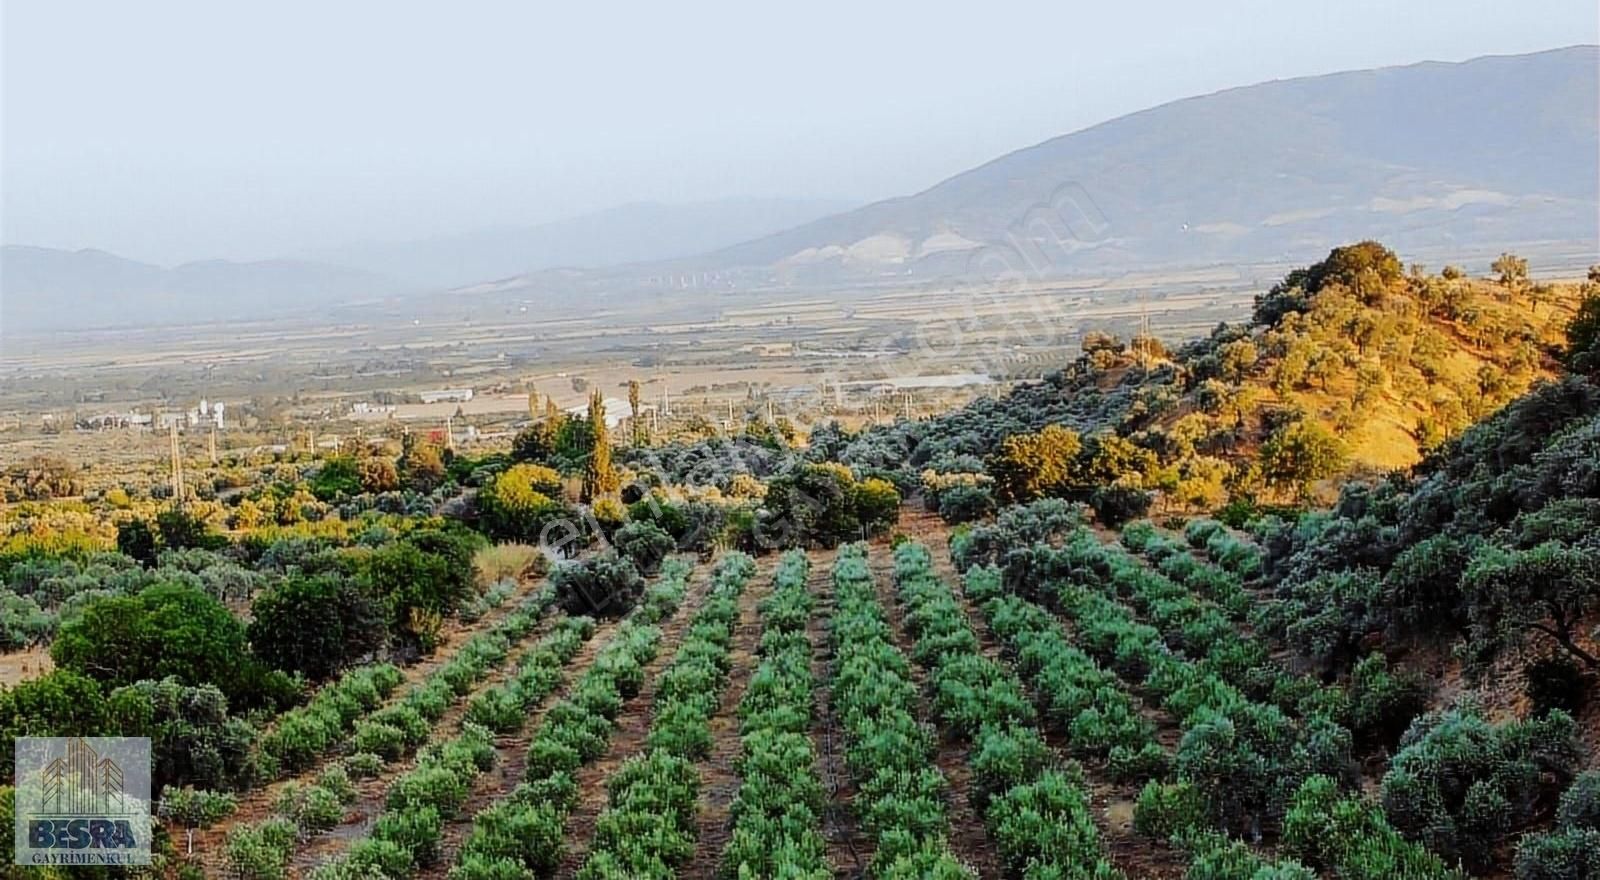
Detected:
[
  {"left": 1182, "top": 518, "right": 1263, "bottom": 580},
  {"left": 576, "top": 552, "right": 757, "bottom": 878},
  {"left": 1123, "top": 520, "right": 1252, "bottom": 619},
  {"left": 965, "top": 565, "right": 1165, "bottom": 782},
  {"left": 443, "top": 559, "right": 696, "bottom": 879},
  {"left": 829, "top": 544, "right": 973, "bottom": 878},
  {"left": 260, "top": 584, "right": 554, "bottom": 778},
  {"left": 277, "top": 605, "right": 598, "bottom": 879},
  {"left": 721, "top": 550, "right": 832, "bottom": 879},
  {"left": 895, "top": 541, "right": 1122, "bottom": 878}
]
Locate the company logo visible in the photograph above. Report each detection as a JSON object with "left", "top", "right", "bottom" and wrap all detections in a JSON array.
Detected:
[{"left": 13, "top": 737, "right": 152, "bottom": 866}]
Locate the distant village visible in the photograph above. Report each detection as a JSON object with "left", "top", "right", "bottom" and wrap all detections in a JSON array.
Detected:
[{"left": 75, "top": 398, "right": 227, "bottom": 432}]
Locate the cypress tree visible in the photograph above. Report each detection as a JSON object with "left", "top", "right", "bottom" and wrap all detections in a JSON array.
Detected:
[
  {"left": 581, "top": 391, "right": 618, "bottom": 502},
  {"left": 628, "top": 380, "right": 643, "bottom": 446}
]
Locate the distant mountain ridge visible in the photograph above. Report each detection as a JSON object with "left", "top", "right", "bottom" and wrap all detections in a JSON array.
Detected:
[
  {"left": 7, "top": 48, "right": 1596, "bottom": 333},
  {"left": 1, "top": 197, "right": 856, "bottom": 332},
  {"left": 0, "top": 246, "right": 411, "bottom": 332},
  {"left": 301, "top": 197, "right": 857, "bottom": 289},
  {"left": 684, "top": 46, "right": 1598, "bottom": 282}
]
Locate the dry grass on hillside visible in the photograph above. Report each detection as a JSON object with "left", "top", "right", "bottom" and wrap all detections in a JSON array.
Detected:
[{"left": 473, "top": 542, "right": 546, "bottom": 585}]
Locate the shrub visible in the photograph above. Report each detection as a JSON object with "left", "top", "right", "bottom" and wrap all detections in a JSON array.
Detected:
[
  {"left": 1090, "top": 484, "right": 1153, "bottom": 527},
  {"left": 936, "top": 483, "right": 995, "bottom": 524},
  {"left": 477, "top": 464, "right": 570, "bottom": 541},
  {"left": 373, "top": 805, "right": 443, "bottom": 867},
  {"left": 457, "top": 799, "right": 567, "bottom": 876},
  {"left": 160, "top": 787, "right": 238, "bottom": 853},
  {"left": 1556, "top": 771, "right": 1600, "bottom": 831},
  {"left": 611, "top": 521, "right": 674, "bottom": 576},
  {"left": 827, "top": 545, "right": 970, "bottom": 877},
  {"left": 351, "top": 721, "right": 408, "bottom": 762},
  {"left": 224, "top": 818, "right": 297, "bottom": 880},
  {"left": 550, "top": 553, "right": 644, "bottom": 619},
  {"left": 1380, "top": 706, "right": 1579, "bottom": 868},
  {"left": 985, "top": 770, "right": 1115, "bottom": 877},
  {"left": 277, "top": 781, "right": 346, "bottom": 834},
  {"left": 854, "top": 477, "right": 902, "bottom": 536},
  {"left": 721, "top": 550, "right": 830, "bottom": 880},
  {"left": 1346, "top": 653, "right": 1429, "bottom": 747},
  {"left": 1133, "top": 780, "right": 1207, "bottom": 841},
  {"left": 345, "top": 752, "right": 384, "bottom": 778},
  {"left": 1283, "top": 775, "right": 1463, "bottom": 880},
  {"left": 1181, "top": 833, "right": 1316, "bottom": 880},
  {"left": 1514, "top": 828, "right": 1600, "bottom": 880}
]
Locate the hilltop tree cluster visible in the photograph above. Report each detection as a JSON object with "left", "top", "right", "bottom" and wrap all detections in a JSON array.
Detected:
[{"left": 828, "top": 242, "right": 1587, "bottom": 524}]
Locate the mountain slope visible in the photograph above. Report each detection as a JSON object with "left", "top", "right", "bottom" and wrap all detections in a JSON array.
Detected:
[
  {"left": 1, "top": 198, "right": 853, "bottom": 332},
  {"left": 304, "top": 197, "right": 856, "bottom": 288},
  {"left": 0, "top": 246, "right": 411, "bottom": 332},
  {"left": 702, "top": 46, "right": 1599, "bottom": 280}
]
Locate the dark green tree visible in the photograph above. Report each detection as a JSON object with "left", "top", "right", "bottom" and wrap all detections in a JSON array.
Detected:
[
  {"left": 1462, "top": 541, "right": 1600, "bottom": 670},
  {"left": 309, "top": 456, "right": 363, "bottom": 501},
  {"left": 247, "top": 574, "right": 387, "bottom": 680},
  {"left": 1564, "top": 277, "right": 1600, "bottom": 375},
  {"left": 0, "top": 670, "right": 138, "bottom": 778},
  {"left": 50, "top": 583, "right": 283, "bottom": 707},
  {"left": 361, "top": 530, "right": 480, "bottom": 645},
  {"left": 156, "top": 506, "right": 223, "bottom": 552},
  {"left": 116, "top": 517, "right": 159, "bottom": 567},
  {"left": 612, "top": 521, "right": 674, "bottom": 576}
]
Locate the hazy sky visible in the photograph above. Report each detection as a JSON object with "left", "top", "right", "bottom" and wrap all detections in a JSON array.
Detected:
[{"left": 3, "top": 0, "right": 1596, "bottom": 265}]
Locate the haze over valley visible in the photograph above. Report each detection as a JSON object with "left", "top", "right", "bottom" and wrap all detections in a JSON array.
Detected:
[{"left": 4, "top": 45, "right": 1596, "bottom": 338}]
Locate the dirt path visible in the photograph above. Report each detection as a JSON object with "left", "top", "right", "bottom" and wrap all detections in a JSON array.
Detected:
[
  {"left": 413, "top": 613, "right": 625, "bottom": 879},
  {"left": 900, "top": 507, "right": 1189, "bottom": 880},
  {"left": 804, "top": 547, "right": 872, "bottom": 880},
  {"left": 553, "top": 561, "right": 726, "bottom": 879},
  {"left": 679, "top": 560, "right": 771, "bottom": 879},
  {"left": 865, "top": 534, "right": 1004, "bottom": 880},
  {"left": 194, "top": 577, "right": 550, "bottom": 874}
]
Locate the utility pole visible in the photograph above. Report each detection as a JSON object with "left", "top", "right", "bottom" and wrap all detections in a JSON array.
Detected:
[
  {"left": 903, "top": 392, "right": 912, "bottom": 420},
  {"left": 168, "top": 425, "right": 186, "bottom": 506},
  {"left": 208, "top": 426, "right": 218, "bottom": 464},
  {"left": 444, "top": 416, "right": 455, "bottom": 452},
  {"left": 1136, "top": 292, "right": 1152, "bottom": 369}
]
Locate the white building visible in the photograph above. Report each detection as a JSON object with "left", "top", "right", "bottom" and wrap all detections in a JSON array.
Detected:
[
  {"left": 420, "top": 388, "right": 475, "bottom": 404},
  {"left": 564, "top": 397, "right": 633, "bottom": 429}
]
